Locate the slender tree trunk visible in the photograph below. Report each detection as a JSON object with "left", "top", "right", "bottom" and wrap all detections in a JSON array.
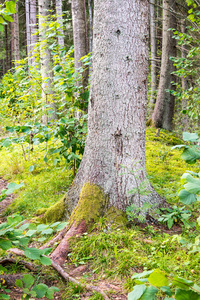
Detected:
[
  {"left": 150, "top": 0, "right": 157, "bottom": 108},
  {"left": 71, "top": 0, "right": 89, "bottom": 90},
  {"left": 5, "top": 25, "right": 9, "bottom": 73},
  {"left": 25, "top": 0, "right": 31, "bottom": 62},
  {"left": 56, "top": 0, "right": 65, "bottom": 49},
  {"left": 29, "top": 0, "right": 37, "bottom": 65},
  {"left": 51, "top": 0, "right": 163, "bottom": 266},
  {"left": 38, "top": 0, "right": 57, "bottom": 122},
  {"left": 181, "top": 19, "right": 189, "bottom": 131},
  {"left": 151, "top": 0, "right": 177, "bottom": 131},
  {"left": 13, "top": 2, "right": 20, "bottom": 67}
]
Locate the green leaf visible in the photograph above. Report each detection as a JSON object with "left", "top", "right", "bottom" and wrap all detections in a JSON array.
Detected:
[
  {"left": 132, "top": 270, "right": 154, "bottom": 279},
  {"left": 181, "top": 148, "right": 200, "bottom": 163},
  {"left": 184, "top": 180, "right": 200, "bottom": 194},
  {"left": 167, "top": 218, "right": 174, "bottom": 229},
  {"left": 148, "top": 270, "right": 169, "bottom": 287},
  {"left": 128, "top": 285, "right": 146, "bottom": 300},
  {"left": 32, "top": 283, "right": 48, "bottom": 298},
  {"left": 22, "top": 274, "right": 34, "bottom": 288},
  {"left": 37, "top": 224, "right": 49, "bottom": 232},
  {"left": 46, "top": 286, "right": 59, "bottom": 299},
  {"left": 160, "top": 286, "right": 172, "bottom": 296},
  {"left": 15, "top": 279, "right": 23, "bottom": 288},
  {"left": 178, "top": 189, "right": 197, "bottom": 205},
  {"left": 140, "top": 286, "right": 158, "bottom": 300},
  {"left": 183, "top": 132, "right": 199, "bottom": 142},
  {"left": 24, "top": 248, "right": 41, "bottom": 260},
  {"left": 56, "top": 222, "right": 68, "bottom": 231},
  {"left": 172, "top": 277, "right": 194, "bottom": 290},
  {"left": 41, "top": 228, "right": 53, "bottom": 235},
  {"left": 0, "top": 238, "right": 12, "bottom": 250},
  {"left": 39, "top": 256, "right": 52, "bottom": 266},
  {"left": 175, "top": 289, "right": 200, "bottom": 300},
  {"left": 0, "top": 294, "right": 10, "bottom": 299},
  {"left": 6, "top": 1, "right": 16, "bottom": 14},
  {"left": 53, "top": 65, "right": 62, "bottom": 72},
  {"left": 0, "top": 24, "right": 4, "bottom": 32},
  {"left": 1, "top": 139, "right": 12, "bottom": 147},
  {"left": 3, "top": 14, "right": 14, "bottom": 22}
]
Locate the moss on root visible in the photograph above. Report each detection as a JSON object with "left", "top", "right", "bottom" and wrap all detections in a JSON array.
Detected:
[
  {"left": 69, "top": 182, "right": 107, "bottom": 227},
  {"left": 39, "top": 197, "right": 65, "bottom": 223},
  {"left": 105, "top": 206, "right": 127, "bottom": 229}
]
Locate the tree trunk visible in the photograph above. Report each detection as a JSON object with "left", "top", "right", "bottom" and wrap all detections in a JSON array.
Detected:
[
  {"left": 38, "top": 0, "right": 57, "bottom": 122},
  {"left": 150, "top": 0, "right": 157, "bottom": 108},
  {"left": 88, "top": 0, "right": 93, "bottom": 53},
  {"left": 71, "top": 0, "right": 89, "bottom": 90},
  {"left": 181, "top": 19, "right": 189, "bottom": 131},
  {"left": 51, "top": 0, "right": 163, "bottom": 265},
  {"left": 29, "top": 0, "right": 37, "bottom": 65},
  {"left": 151, "top": 0, "right": 177, "bottom": 131},
  {"left": 56, "top": 0, "right": 65, "bottom": 49},
  {"left": 25, "top": 0, "right": 31, "bottom": 62},
  {"left": 13, "top": 2, "right": 20, "bottom": 67}
]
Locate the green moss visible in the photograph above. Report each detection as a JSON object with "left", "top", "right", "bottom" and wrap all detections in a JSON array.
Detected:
[
  {"left": 41, "top": 197, "right": 65, "bottom": 223},
  {"left": 36, "top": 208, "right": 47, "bottom": 215},
  {"left": 146, "top": 127, "right": 182, "bottom": 145},
  {"left": 105, "top": 206, "right": 127, "bottom": 229},
  {"left": 69, "top": 183, "right": 107, "bottom": 227}
]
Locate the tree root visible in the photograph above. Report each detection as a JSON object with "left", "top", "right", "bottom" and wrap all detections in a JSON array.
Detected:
[
  {"left": 0, "top": 257, "right": 37, "bottom": 271},
  {"left": 39, "top": 226, "right": 68, "bottom": 250},
  {"left": 50, "top": 220, "right": 87, "bottom": 265},
  {"left": 0, "top": 274, "right": 23, "bottom": 287},
  {"left": 9, "top": 247, "right": 110, "bottom": 300}
]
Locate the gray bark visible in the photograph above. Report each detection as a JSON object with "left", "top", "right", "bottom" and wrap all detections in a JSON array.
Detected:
[
  {"left": 65, "top": 0, "right": 163, "bottom": 214},
  {"left": 56, "top": 0, "right": 65, "bottom": 49},
  {"left": 13, "top": 2, "right": 20, "bottom": 67},
  {"left": 150, "top": 0, "right": 157, "bottom": 107},
  {"left": 151, "top": 0, "right": 177, "bottom": 131},
  {"left": 71, "top": 0, "right": 89, "bottom": 90},
  {"left": 29, "top": 0, "right": 37, "bottom": 65},
  {"left": 88, "top": 0, "right": 93, "bottom": 53},
  {"left": 38, "top": 0, "right": 57, "bottom": 122}
]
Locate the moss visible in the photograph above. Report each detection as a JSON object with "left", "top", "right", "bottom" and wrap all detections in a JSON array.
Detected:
[
  {"left": 40, "top": 197, "right": 65, "bottom": 223},
  {"left": 35, "top": 208, "right": 48, "bottom": 216},
  {"left": 105, "top": 206, "right": 127, "bottom": 229},
  {"left": 146, "top": 127, "right": 182, "bottom": 145},
  {"left": 69, "top": 182, "right": 107, "bottom": 227}
]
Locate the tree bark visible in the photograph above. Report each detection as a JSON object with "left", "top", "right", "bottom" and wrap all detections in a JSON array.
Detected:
[
  {"left": 29, "top": 0, "right": 37, "bottom": 65},
  {"left": 51, "top": 0, "right": 163, "bottom": 265},
  {"left": 71, "top": 0, "right": 89, "bottom": 90},
  {"left": 13, "top": 2, "right": 20, "bottom": 67},
  {"left": 38, "top": 0, "right": 57, "bottom": 121},
  {"left": 56, "top": 0, "right": 65, "bottom": 49},
  {"left": 88, "top": 0, "right": 93, "bottom": 53},
  {"left": 150, "top": 0, "right": 157, "bottom": 108},
  {"left": 151, "top": 0, "right": 177, "bottom": 131}
]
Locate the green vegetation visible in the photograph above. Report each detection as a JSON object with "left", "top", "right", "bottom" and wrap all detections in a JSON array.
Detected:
[{"left": 0, "top": 127, "right": 199, "bottom": 299}]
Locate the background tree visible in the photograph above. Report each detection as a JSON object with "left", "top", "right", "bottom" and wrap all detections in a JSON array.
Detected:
[{"left": 150, "top": 0, "right": 177, "bottom": 131}]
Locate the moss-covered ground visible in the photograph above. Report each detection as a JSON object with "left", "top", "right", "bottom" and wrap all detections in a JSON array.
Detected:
[{"left": 0, "top": 128, "right": 200, "bottom": 299}]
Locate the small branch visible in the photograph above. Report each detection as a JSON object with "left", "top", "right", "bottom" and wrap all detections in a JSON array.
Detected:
[{"left": 40, "top": 226, "right": 68, "bottom": 250}]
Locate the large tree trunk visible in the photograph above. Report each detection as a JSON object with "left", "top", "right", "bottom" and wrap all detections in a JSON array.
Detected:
[
  {"left": 151, "top": 0, "right": 177, "bottom": 131},
  {"left": 51, "top": 0, "right": 163, "bottom": 265},
  {"left": 29, "top": 0, "right": 37, "bottom": 65},
  {"left": 71, "top": 0, "right": 89, "bottom": 90},
  {"left": 38, "top": 0, "right": 57, "bottom": 122},
  {"left": 88, "top": 0, "right": 93, "bottom": 53},
  {"left": 149, "top": 0, "right": 157, "bottom": 109}
]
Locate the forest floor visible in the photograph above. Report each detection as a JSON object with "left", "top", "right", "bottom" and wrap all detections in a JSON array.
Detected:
[{"left": 0, "top": 127, "right": 200, "bottom": 300}]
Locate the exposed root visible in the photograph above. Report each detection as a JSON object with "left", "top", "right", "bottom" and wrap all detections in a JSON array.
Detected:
[
  {"left": 0, "top": 257, "right": 36, "bottom": 271},
  {"left": 51, "top": 260, "right": 110, "bottom": 300},
  {"left": 9, "top": 247, "right": 110, "bottom": 300},
  {"left": 50, "top": 220, "right": 87, "bottom": 265},
  {"left": 0, "top": 274, "right": 23, "bottom": 287},
  {"left": 40, "top": 226, "right": 68, "bottom": 250}
]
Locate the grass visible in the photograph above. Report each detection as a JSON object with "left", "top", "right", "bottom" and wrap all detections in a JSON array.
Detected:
[{"left": 0, "top": 127, "right": 200, "bottom": 299}]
